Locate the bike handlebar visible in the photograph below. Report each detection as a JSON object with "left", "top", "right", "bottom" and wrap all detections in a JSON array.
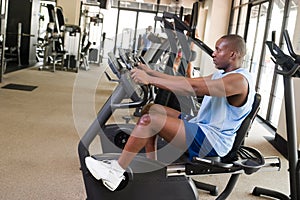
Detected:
[{"left": 283, "top": 30, "right": 300, "bottom": 64}]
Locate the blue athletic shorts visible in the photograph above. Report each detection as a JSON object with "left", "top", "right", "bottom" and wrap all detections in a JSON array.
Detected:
[{"left": 179, "top": 114, "right": 217, "bottom": 160}]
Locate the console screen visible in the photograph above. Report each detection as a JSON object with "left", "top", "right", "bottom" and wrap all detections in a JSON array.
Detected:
[
  {"left": 118, "top": 48, "right": 132, "bottom": 70},
  {"left": 108, "top": 52, "right": 123, "bottom": 78}
]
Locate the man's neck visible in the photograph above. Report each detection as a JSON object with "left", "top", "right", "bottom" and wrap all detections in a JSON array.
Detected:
[{"left": 223, "top": 66, "right": 240, "bottom": 73}]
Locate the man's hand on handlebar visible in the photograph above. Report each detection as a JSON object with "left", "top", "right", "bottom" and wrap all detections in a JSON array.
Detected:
[
  {"left": 135, "top": 62, "right": 153, "bottom": 74},
  {"left": 131, "top": 68, "right": 151, "bottom": 85}
]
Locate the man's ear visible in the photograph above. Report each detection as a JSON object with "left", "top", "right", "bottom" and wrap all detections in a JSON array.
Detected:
[{"left": 230, "top": 51, "right": 237, "bottom": 59}]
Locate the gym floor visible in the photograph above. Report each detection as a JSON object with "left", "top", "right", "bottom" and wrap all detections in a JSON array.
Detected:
[{"left": 0, "top": 61, "right": 289, "bottom": 199}]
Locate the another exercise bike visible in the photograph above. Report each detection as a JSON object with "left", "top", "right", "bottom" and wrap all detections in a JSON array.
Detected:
[{"left": 252, "top": 30, "right": 300, "bottom": 200}]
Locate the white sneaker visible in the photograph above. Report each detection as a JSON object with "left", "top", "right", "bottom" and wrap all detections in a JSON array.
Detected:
[{"left": 85, "top": 157, "right": 126, "bottom": 191}]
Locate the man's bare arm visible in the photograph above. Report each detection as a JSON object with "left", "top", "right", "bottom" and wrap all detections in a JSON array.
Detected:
[{"left": 131, "top": 68, "right": 213, "bottom": 97}]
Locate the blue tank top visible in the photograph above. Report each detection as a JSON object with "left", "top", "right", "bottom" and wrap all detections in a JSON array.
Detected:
[{"left": 189, "top": 68, "right": 255, "bottom": 157}]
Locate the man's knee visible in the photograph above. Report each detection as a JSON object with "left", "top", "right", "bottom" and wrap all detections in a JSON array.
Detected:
[
  {"left": 138, "top": 104, "right": 164, "bottom": 127},
  {"left": 136, "top": 114, "right": 151, "bottom": 126}
]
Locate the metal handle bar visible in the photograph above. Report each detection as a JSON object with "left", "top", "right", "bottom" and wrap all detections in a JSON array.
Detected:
[
  {"left": 111, "top": 85, "right": 148, "bottom": 109},
  {"left": 283, "top": 30, "right": 300, "bottom": 63},
  {"left": 275, "top": 63, "right": 300, "bottom": 77}
]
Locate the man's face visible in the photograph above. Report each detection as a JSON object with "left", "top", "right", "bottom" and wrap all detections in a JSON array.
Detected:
[{"left": 212, "top": 38, "right": 232, "bottom": 70}]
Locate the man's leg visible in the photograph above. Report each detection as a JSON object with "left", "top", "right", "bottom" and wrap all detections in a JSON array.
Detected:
[
  {"left": 141, "top": 103, "right": 180, "bottom": 117},
  {"left": 145, "top": 135, "right": 157, "bottom": 160},
  {"left": 141, "top": 104, "right": 181, "bottom": 160},
  {"left": 118, "top": 106, "right": 186, "bottom": 169},
  {"left": 85, "top": 104, "right": 186, "bottom": 191}
]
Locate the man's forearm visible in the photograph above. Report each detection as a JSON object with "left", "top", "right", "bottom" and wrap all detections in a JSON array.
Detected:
[
  {"left": 147, "top": 69, "right": 178, "bottom": 80},
  {"left": 148, "top": 75, "right": 194, "bottom": 96}
]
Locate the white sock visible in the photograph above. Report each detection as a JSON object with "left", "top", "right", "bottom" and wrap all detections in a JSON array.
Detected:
[{"left": 111, "top": 160, "right": 125, "bottom": 174}]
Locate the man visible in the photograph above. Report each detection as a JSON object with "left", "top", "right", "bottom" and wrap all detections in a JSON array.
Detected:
[
  {"left": 183, "top": 14, "right": 199, "bottom": 77},
  {"left": 141, "top": 26, "right": 152, "bottom": 56},
  {"left": 85, "top": 34, "right": 255, "bottom": 192}
]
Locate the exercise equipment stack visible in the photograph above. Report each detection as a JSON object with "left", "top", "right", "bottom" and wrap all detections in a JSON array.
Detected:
[
  {"left": 39, "top": 4, "right": 81, "bottom": 73},
  {"left": 63, "top": 25, "right": 81, "bottom": 72},
  {"left": 79, "top": 2, "right": 104, "bottom": 66}
]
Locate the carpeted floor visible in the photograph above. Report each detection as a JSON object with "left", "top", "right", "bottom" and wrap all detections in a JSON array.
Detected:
[{"left": 0, "top": 61, "right": 290, "bottom": 200}]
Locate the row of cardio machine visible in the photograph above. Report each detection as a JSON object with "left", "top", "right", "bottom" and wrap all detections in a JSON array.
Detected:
[{"left": 78, "top": 44, "right": 282, "bottom": 199}]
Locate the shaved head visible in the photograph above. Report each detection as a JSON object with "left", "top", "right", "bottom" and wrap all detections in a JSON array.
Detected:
[{"left": 220, "top": 34, "right": 246, "bottom": 58}]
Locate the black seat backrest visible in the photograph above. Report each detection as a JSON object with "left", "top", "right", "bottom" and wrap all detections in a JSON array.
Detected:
[{"left": 221, "top": 93, "right": 261, "bottom": 163}]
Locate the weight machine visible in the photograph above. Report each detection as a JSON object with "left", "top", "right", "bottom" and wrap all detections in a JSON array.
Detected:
[
  {"left": 39, "top": 4, "right": 81, "bottom": 72},
  {"left": 2, "top": 0, "right": 38, "bottom": 74},
  {"left": 80, "top": 2, "right": 104, "bottom": 66}
]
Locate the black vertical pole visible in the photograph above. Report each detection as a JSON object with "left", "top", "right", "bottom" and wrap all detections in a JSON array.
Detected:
[{"left": 283, "top": 75, "right": 298, "bottom": 200}]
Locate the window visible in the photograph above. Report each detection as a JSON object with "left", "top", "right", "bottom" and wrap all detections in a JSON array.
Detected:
[{"left": 229, "top": 0, "right": 299, "bottom": 128}]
